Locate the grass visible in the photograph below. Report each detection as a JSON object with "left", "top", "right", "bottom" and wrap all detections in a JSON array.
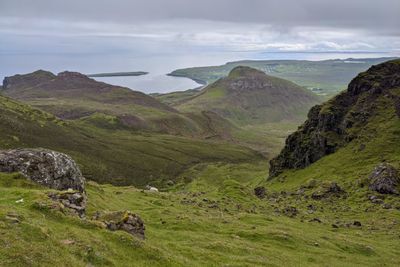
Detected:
[
  {"left": 1, "top": 90, "right": 400, "bottom": 265},
  {"left": 0, "top": 94, "right": 262, "bottom": 187},
  {"left": 266, "top": 88, "right": 400, "bottom": 192},
  {"left": 175, "top": 66, "right": 320, "bottom": 126},
  {"left": 169, "top": 57, "right": 396, "bottom": 97},
  {"left": 0, "top": 158, "right": 399, "bottom": 266},
  {"left": 1, "top": 59, "right": 400, "bottom": 266}
]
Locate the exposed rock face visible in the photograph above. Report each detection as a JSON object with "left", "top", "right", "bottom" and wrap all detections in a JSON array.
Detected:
[
  {"left": 93, "top": 211, "right": 145, "bottom": 239},
  {"left": 269, "top": 60, "right": 400, "bottom": 178},
  {"left": 0, "top": 148, "right": 85, "bottom": 193},
  {"left": 369, "top": 163, "right": 399, "bottom": 194}
]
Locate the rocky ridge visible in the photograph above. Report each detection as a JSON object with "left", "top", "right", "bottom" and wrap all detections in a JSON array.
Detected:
[{"left": 269, "top": 59, "right": 400, "bottom": 178}]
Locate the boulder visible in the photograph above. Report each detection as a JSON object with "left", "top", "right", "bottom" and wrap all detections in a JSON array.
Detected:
[
  {"left": 48, "top": 190, "right": 87, "bottom": 218},
  {"left": 0, "top": 148, "right": 85, "bottom": 193},
  {"left": 368, "top": 163, "right": 399, "bottom": 194},
  {"left": 254, "top": 186, "right": 266, "bottom": 199},
  {"left": 93, "top": 211, "right": 145, "bottom": 239},
  {"left": 311, "top": 182, "right": 346, "bottom": 200},
  {"left": 283, "top": 206, "right": 298, "bottom": 217}
]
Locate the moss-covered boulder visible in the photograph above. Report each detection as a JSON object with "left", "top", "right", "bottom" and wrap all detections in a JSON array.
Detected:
[
  {"left": 0, "top": 148, "right": 85, "bottom": 193},
  {"left": 93, "top": 211, "right": 145, "bottom": 239}
]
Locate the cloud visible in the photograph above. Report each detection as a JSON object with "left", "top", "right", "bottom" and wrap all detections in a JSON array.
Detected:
[
  {"left": 0, "top": 0, "right": 399, "bottom": 80},
  {"left": 1, "top": 0, "right": 399, "bottom": 35}
]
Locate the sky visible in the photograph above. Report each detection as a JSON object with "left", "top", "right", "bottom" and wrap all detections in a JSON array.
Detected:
[{"left": 0, "top": 0, "right": 399, "bottom": 91}]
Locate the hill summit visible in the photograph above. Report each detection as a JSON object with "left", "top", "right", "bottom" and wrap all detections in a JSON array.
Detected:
[{"left": 176, "top": 66, "right": 320, "bottom": 125}]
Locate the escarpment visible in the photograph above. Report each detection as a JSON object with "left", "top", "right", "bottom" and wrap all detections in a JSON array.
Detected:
[{"left": 269, "top": 59, "right": 400, "bottom": 178}]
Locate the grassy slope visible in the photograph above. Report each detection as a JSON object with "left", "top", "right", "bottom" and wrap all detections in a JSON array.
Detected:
[
  {"left": 1, "top": 87, "right": 400, "bottom": 266},
  {"left": 1, "top": 71, "right": 228, "bottom": 137},
  {"left": 175, "top": 67, "right": 320, "bottom": 126},
  {"left": 0, "top": 94, "right": 261, "bottom": 186},
  {"left": 151, "top": 88, "right": 203, "bottom": 106},
  {"left": 169, "top": 57, "right": 397, "bottom": 96},
  {"left": 1, "top": 157, "right": 399, "bottom": 266},
  {"left": 154, "top": 68, "right": 319, "bottom": 157},
  {"left": 266, "top": 86, "right": 400, "bottom": 191}
]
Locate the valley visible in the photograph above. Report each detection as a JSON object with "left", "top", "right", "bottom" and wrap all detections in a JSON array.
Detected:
[
  {"left": 1, "top": 1, "right": 399, "bottom": 266},
  {"left": 0, "top": 59, "right": 400, "bottom": 266}
]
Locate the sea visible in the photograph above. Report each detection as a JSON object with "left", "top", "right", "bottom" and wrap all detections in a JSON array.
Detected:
[{"left": 1, "top": 51, "right": 397, "bottom": 94}]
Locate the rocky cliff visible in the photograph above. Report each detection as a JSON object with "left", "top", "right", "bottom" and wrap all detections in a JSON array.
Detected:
[{"left": 269, "top": 59, "right": 400, "bottom": 178}]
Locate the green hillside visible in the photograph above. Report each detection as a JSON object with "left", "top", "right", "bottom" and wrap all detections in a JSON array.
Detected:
[
  {"left": 1, "top": 158, "right": 399, "bottom": 266},
  {"left": 0, "top": 69, "right": 305, "bottom": 156},
  {"left": 1, "top": 60, "right": 400, "bottom": 266},
  {"left": 169, "top": 57, "right": 397, "bottom": 96},
  {"left": 0, "top": 70, "right": 232, "bottom": 137},
  {"left": 0, "top": 94, "right": 261, "bottom": 186},
  {"left": 176, "top": 66, "right": 320, "bottom": 125}
]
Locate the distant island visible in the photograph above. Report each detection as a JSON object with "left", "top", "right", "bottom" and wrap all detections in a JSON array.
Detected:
[{"left": 87, "top": 71, "right": 148, "bottom": 77}]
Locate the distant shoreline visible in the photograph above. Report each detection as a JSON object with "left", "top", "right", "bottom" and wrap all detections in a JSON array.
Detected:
[
  {"left": 166, "top": 73, "right": 207, "bottom": 85},
  {"left": 87, "top": 71, "right": 148, "bottom": 77}
]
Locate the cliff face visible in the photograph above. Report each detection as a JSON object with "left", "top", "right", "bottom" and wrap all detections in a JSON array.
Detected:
[{"left": 269, "top": 59, "right": 400, "bottom": 178}]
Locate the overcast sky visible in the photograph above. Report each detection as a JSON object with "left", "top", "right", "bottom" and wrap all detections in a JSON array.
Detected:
[{"left": 0, "top": 0, "right": 399, "bottom": 79}]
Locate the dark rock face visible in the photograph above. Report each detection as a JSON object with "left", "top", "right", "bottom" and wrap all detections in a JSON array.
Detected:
[
  {"left": 0, "top": 148, "right": 85, "bottom": 193},
  {"left": 269, "top": 60, "right": 400, "bottom": 178},
  {"left": 368, "top": 163, "right": 399, "bottom": 194},
  {"left": 93, "top": 211, "right": 145, "bottom": 239},
  {"left": 254, "top": 186, "right": 266, "bottom": 199}
]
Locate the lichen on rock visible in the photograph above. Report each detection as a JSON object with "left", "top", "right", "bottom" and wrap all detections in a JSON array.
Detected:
[
  {"left": 0, "top": 148, "right": 85, "bottom": 192},
  {"left": 369, "top": 163, "right": 399, "bottom": 194},
  {"left": 0, "top": 148, "right": 87, "bottom": 217}
]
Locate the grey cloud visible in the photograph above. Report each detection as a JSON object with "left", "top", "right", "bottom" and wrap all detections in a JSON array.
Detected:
[{"left": 0, "top": 0, "right": 399, "bottom": 35}]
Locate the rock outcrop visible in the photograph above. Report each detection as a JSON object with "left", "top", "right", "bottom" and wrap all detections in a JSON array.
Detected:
[
  {"left": 0, "top": 148, "right": 87, "bottom": 217},
  {"left": 93, "top": 211, "right": 145, "bottom": 239},
  {"left": 47, "top": 190, "right": 87, "bottom": 218},
  {"left": 0, "top": 148, "right": 85, "bottom": 192},
  {"left": 368, "top": 163, "right": 399, "bottom": 194},
  {"left": 269, "top": 59, "right": 400, "bottom": 178},
  {"left": 254, "top": 186, "right": 266, "bottom": 199},
  {"left": 311, "top": 182, "right": 346, "bottom": 200}
]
